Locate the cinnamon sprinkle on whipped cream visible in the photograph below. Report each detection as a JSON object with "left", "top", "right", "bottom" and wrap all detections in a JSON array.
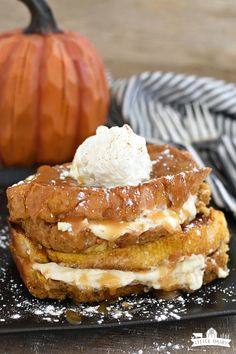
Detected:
[{"left": 70, "top": 125, "right": 152, "bottom": 187}]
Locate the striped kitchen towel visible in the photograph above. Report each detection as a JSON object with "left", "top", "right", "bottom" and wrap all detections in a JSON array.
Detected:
[{"left": 108, "top": 71, "right": 236, "bottom": 216}]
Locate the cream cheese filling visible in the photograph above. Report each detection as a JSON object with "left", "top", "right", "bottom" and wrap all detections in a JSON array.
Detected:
[
  {"left": 217, "top": 267, "right": 229, "bottom": 278},
  {"left": 33, "top": 254, "right": 205, "bottom": 292},
  {"left": 57, "top": 194, "right": 197, "bottom": 241}
]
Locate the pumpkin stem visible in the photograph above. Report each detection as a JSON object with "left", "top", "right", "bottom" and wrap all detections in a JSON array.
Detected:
[{"left": 18, "top": 0, "right": 62, "bottom": 34}]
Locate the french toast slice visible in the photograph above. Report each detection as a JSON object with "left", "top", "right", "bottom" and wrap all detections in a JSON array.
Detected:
[
  {"left": 13, "top": 183, "right": 210, "bottom": 253},
  {"left": 7, "top": 145, "right": 211, "bottom": 223},
  {"left": 11, "top": 244, "right": 229, "bottom": 303}
]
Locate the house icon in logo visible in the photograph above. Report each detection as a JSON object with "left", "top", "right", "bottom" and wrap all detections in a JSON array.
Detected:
[{"left": 206, "top": 328, "right": 217, "bottom": 339}]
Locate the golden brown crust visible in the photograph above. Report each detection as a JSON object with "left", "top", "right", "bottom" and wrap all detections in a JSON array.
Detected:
[
  {"left": 12, "top": 183, "right": 211, "bottom": 253},
  {"left": 10, "top": 209, "right": 230, "bottom": 271},
  {"left": 7, "top": 144, "right": 211, "bottom": 223},
  {"left": 10, "top": 241, "right": 229, "bottom": 303}
]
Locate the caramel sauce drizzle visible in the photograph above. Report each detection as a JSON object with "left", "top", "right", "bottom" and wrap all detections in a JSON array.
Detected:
[
  {"left": 98, "top": 273, "right": 121, "bottom": 289},
  {"left": 60, "top": 207, "right": 183, "bottom": 239},
  {"left": 61, "top": 216, "right": 88, "bottom": 234}
]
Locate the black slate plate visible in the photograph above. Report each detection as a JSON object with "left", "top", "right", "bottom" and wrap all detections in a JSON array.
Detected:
[{"left": 0, "top": 183, "right": 236, "bottom": 334}]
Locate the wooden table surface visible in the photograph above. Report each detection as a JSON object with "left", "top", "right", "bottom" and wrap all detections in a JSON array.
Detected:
[
  {"left": 2, "top": 0, "right": 236, "bottom": 82},
  {"left": 1, "top": 1, "right": 236, "bottom": 353}
]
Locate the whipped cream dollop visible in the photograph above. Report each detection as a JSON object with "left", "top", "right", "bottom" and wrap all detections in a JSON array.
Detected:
[{"left": 70, "top": 125, "right": 152, "bottom": 187}]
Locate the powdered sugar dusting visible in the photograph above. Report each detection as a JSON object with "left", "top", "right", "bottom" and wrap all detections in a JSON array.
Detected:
[{"left": 0, "top": 221, "right": 9, "bottom": 250}]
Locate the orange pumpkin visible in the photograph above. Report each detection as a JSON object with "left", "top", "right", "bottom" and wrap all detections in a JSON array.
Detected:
[{"left": 0, "top": 0, "right": 109, "bottom": 166}]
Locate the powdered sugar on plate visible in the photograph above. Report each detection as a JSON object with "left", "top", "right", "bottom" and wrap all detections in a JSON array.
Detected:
[{"left": 0, "top": 221, "right": 9, "bottom": 250}]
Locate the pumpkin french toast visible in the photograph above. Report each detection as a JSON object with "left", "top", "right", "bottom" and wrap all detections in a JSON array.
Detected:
[{"left": 7, "top": 125, "right": 230, "bottom": 303}]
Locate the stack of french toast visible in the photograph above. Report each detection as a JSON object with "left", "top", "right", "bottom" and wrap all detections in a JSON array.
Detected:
[{"left": 7, "top": 128, "right": 230, "bottom": 303}]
